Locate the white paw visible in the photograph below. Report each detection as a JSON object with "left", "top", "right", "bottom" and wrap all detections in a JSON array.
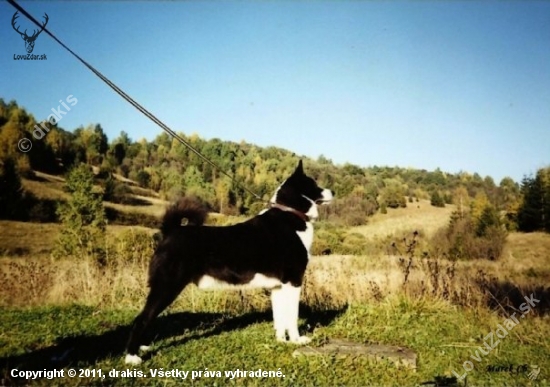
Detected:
[
  {"left": 275, "top": 329, "right": 287, "bottom": 342},
  {"left": 276, "top": 336, "right": 288, "bottom": 343},
  {"left": 139, "top": 345, "right": 151, "bottom": 352},
  {"left": 289, "top": 336, "right": 311, "bottom": 345},
  {"left": 125, "top": 354, "right": 142, "bottom": 365}
]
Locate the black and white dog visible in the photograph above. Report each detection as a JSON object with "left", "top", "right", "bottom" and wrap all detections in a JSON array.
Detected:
[{"left": 125, "top": 160, "right": 333, "bottom": 364}]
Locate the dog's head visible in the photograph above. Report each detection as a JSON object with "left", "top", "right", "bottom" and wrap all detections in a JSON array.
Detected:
[{"left": 270, "top": 160, "right": 333, "bottom": 220}]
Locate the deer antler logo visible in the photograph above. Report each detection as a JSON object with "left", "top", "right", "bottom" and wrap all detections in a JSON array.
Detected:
[{"left": 12, "top": 11, "right": 49, "bottom": 54}]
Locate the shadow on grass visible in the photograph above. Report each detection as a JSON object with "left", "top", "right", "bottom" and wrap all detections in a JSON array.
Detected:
[
  {"left": 0, "top": 304, "right": 346, "bottom": 385},
  {"left": 104, "top": 207, "right": 159, "bottom": 228},
  {"left": 477, "top": 275, "right": 550, "bottom": 315},
  {"left": 117, "top": 196, "right": 153, "bottom": 207}
]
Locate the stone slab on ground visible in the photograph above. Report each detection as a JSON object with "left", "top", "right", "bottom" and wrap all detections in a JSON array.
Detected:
[{"left": 292, "top": 339, "right": 417, "bottom": 370}]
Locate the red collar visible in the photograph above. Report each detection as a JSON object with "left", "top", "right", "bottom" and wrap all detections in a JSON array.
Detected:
[{"left": 269, "top": 202, "right": 310, "bottom": 222}]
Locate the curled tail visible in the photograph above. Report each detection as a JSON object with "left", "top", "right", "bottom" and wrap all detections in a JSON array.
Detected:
[{"left": 161, "top": 196, "right": 208, "bottom": 235}]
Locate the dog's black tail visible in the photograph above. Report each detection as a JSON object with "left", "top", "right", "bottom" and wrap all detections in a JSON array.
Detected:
[{"left": 161, "top": 196, "right": 208, "bottom": 235}]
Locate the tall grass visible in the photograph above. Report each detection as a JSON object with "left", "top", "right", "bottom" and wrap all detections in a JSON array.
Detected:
[{"left": 2, "top": 227, "right": 547, "bottom": 318}]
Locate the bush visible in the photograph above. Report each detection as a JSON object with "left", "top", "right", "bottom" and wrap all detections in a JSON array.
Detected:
[
  {"left": 340, "top": 232, "right": 368, "bottom": 255},
  {"left": 319, "top": 196, "right": 378, "bottom": 227},
  {"left": 103, "top": 174, "right": 134, "bottom": 204},
  {"left": 310, "top": 222, "right": 372, "bottom": 256},
  {"left": 135, "top": 170, "right": 151, "bottom": 188},
  {"left": 311, "top": 222, "right": 345, "bottom": 256},
  {"left": 112, "top": 183, "right": 132, "bottom": 203},
  {"left": 380, "top": 183, "right": 407, "bottom": 209},
  {"left": 107, "top": 229, "right": 156, "bottom": 267},
  {"left": 431, "top": 210, "right": 507, "bottom": 260},
  {"left": 430, "top": 191, "right": 445, "bottom": 207},
  {"left": 383, "top": 192, "right": 406, "bottom": 209},
  {"left": 480, "top": 225, "right": 508, "bottom": 261}
]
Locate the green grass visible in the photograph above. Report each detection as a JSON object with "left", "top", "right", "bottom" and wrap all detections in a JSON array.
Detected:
[
  {"left": 1, "top": 298, "right": 548, "bottom": 386},
  {"left": 3, "top": 176, "right": 550, "bottom": 386}
]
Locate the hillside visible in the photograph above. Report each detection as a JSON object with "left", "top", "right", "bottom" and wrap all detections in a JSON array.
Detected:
[
  {"left": 1, "top": 98, "right": 523, "bottom": 226},
  {"left": 1, "top": 198, "right": 550, "bottom": 386},
  {"left": 352, "top": 199, "right": 456, "bottom": 239},
  {"left": 2, "top": 162, "right": 550, "bottom": 387}
]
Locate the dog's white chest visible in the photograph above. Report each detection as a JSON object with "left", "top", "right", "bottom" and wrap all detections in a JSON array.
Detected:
[
  {"left": 197, "top": 273, "right": 282, "bottom": 290},
  {"left": 296, "top": 223, "right": 314, "bottom": 253}
]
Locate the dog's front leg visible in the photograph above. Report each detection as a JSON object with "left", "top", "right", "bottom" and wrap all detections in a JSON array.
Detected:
[
  {"left": 284, "top": 285, "right": 311, "bottom": 344},
  {"left": 271, "top": 284, "right": 311, "bottom": 345},
  {"left": 271, "top": 285, "right": 287, "bottom": 342}
]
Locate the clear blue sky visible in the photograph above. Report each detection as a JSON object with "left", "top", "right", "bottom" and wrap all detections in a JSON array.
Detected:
[{"left": 2, "top": 1, "right": 549, "bottom": 183}]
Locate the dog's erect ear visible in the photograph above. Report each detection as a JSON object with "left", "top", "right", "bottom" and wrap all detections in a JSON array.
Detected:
[{"left": 294, "top": 160, "right": 304, "bottom": 175}]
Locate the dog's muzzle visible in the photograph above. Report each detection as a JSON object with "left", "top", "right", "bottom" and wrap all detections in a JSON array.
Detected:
[{"left": 316, "top": 189, "right": 334, "bottom": 205}]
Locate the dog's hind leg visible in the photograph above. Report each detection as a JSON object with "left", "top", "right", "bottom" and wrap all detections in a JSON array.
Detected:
[{"left": 125, "top": 279, "right": 188, "bottom": 365}]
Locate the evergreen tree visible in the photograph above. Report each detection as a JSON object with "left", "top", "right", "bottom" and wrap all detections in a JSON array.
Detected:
[
  {"left": 0, "top": 157, "right": 24, "bottom": 219},
  {"left": 475, "top": 205, "right": 501, "bottom": 237},
  {"left": 518, "top": 175, "right": 543, "bottom": 232},
  {"left": 518, "top": 168, "right": 550, "bottom": 232},
  {"left": 102, "top": 172, "right": 116, "bottom": 202},
  {"left": 54, "top": 163, "right": 106, "bottom": 260},
  {"left": 112, "top": 143, "right": 126, "bottom": 165}
]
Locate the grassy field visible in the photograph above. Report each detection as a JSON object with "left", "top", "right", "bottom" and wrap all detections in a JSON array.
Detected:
[
  {"left": 1, "top": 298, "right": 548, "bottom": 386},
  {"left": 352, "top": 199, "right": 456, "bottom": 240},
  {"left": 1, "top": 189, "right": 549, "bottom": 386}
]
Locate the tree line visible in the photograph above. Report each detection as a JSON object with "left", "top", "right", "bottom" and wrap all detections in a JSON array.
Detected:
[{"left": 1, "top": 97, "right": 547, "bottom": 232}]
